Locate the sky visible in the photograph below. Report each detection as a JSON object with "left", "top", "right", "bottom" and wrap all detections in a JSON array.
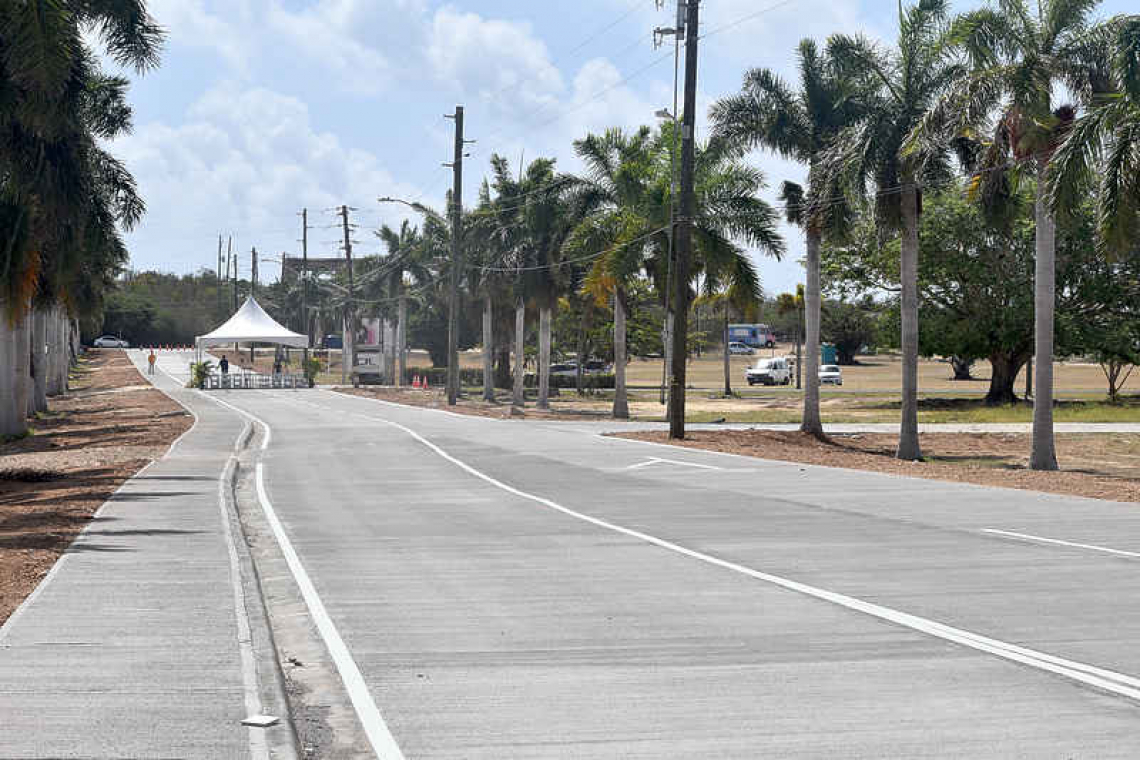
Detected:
[{"left": 106, "top": 0, "right": 1134, "bottom": 298}]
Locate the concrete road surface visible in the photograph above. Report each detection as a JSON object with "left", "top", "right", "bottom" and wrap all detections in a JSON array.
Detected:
[
  {"left": 0, "top": 350, "right": 293, "bottom": 759},
  {"left": 78, "top": 351, "right": 1140, "bottom": 756}
]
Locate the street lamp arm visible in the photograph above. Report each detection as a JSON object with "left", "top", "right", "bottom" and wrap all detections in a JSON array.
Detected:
[{"left": 378, "top": 196, "right": 448, "bottom": 226}]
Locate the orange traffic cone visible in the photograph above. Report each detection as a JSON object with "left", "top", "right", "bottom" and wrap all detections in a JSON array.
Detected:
[{"left": 412, "top": 375, "right": 420, "bottom": 389}]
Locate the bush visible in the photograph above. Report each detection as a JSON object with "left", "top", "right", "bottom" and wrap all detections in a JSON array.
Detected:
[
  {"left": 302, "top": 357, "right": 322, "bottom": 388},
  {"left": 188, "top": 360, "right": 212, "bottom": 389}
]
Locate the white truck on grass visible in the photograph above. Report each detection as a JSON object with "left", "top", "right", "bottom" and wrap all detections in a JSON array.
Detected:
[{"left": 744, "top": 357, "right": 792, "bottom": 386}]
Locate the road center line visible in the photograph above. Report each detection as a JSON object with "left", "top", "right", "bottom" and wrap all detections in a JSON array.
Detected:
[
  {"left": 325, "top": 401, "right": 1140, "bottom": 705},
  {"left": 983, "top": 529, "right": 1140, "bottom": 560}
]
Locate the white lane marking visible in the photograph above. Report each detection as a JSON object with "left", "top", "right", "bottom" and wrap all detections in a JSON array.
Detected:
[
  {"left": 983, "top": 529, "right": 1140, "bottom": 560},
  {"left": 255, "top": 464, "right": 405, "bottom": 760},
  {"left": 338, "top": 409, "right": 1140, "bottom": 704},
  {"left": 625, "top": 457, "right": 722, "bottom": 471}
]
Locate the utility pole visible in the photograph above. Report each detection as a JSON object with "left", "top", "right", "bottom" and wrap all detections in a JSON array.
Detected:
[
  {"left": 217, "top": 235, "right": 223, "bottom": 315},
  {"left": 669, "top": 0, "right": 699, "bottom": 440},
  {"left": 229, "top": 236, "right": 237, "bottom": 312},
  {"left": 251, "top": 247, "right": 258, "bottom": 297},
  {"left": 301, "top": 208, "right": 309, "bottom": 361},
  {"left": 340, "top": 204, "right": 355, "bottom": 385},
  {"left": 443, "top": 105, "right": 467, "bottom": 405}
]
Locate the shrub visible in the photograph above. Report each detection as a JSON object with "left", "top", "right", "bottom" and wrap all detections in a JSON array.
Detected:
[
  {"left": 188, "top": 360, "right": 213, "bottom": 389},
  {"left": 302, "top": 357, "right": 322, "bottom": 387}
]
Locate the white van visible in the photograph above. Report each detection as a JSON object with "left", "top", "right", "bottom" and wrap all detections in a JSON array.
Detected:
[{"left": 744, "top": 357, "right": 792, "bottom": 386}]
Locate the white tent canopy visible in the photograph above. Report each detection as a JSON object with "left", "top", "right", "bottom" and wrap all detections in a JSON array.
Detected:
[{"left": 196, "top": 297, "right": 308, "bottom": 348}]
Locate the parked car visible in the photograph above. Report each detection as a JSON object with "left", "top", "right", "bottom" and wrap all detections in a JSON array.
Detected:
[
  {"left": 745, "top": 357, "right": 792, "bottom": 386},
  {"left": 550, "top": 362, "right": 578, "bottom": 377},
  {"left": 322, "top": 334, "right": 343, "bottom": 349},
  {"left": 819, "top": 364, "right": 843, "bottom": 385},
  {"left": 582, "top": 359, "right": 611, "bottom": 374},
  {"left": 727, "top": 341, "right": 755, "bottom": 355},
  {"left": 93, "top": 335, "right": 129, "bottom": 348}
]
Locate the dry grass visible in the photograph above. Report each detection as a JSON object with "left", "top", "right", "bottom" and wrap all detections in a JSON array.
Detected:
[{"left": 614, "top": 430, "right": 1140, "bottom": 503}]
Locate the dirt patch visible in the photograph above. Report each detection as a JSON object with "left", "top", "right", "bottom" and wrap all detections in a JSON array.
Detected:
[
  {"left": 614, "top": 430, "right": 1140, "bottom": 503},
  {"left": 0, "top": 349, "right": 193, "bottom": 625}
]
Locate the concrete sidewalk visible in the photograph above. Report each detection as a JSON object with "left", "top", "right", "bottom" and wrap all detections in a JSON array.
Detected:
[{"left": 0, "top": 351, "right": 291, "bottom": 759}]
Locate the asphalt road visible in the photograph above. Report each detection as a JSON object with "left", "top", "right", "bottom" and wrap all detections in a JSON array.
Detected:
[{"left": 164, "top": 352, "right": 1140, "bottom": 757}]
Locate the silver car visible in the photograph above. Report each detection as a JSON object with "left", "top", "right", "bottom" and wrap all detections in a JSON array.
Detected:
[
  {"left": 93, "top": 335, "right": 129, "bottom": 348},
  {"left": 819, "top": 364, "right": 843, "bottom": 385}
]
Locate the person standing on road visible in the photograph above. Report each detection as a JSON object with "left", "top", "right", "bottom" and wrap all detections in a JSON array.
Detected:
[
  {"left": 147, "top": 349, "right": 156, "bottom": 376},
  {"left": 219, "top": 355, "right": 230, "bottom": 389}
]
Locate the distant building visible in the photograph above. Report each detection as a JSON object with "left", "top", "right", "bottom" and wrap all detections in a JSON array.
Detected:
[{"left": 281, "top": 255, "right": 348, "bottom": 283}]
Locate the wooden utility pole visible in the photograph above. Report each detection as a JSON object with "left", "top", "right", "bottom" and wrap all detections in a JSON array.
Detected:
[
  {"left": 251, "top": 247, "right": 258, "bottom": 297},
  {"left": 341, "top": 205, "right": 355, "bottom": 385},
  {"left": 301, "top": 208, "right": 309, "bottom": 361},
  {"left": 668, "top": 0, "right": 699, "bottom": 439},
  {"left": 444, "top": 105, "right": 465, "bottom": 405}
]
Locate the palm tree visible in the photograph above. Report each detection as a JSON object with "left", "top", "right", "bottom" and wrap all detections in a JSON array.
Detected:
[
  {"left": 817, "top": 0, "right": 963, "bottom": 460},
  {"left": 711, "top": 38, "right": 866, "bottom": 437},
  {"left": 1048, "top": 15, "right": 1140, "bottom": 255},
  {"left": 377, "top": 220, "right": 420, "bottom": 385},
  {"left": 569, "top": 125, "right": 783, "bottom": 419},
  {"left": 482, "top": 155, "right": 578, "bottom": 409},
  {"left": 907, "top": 0, "right": 1118, "bottom": 470},
  {"left": 0, "top": 1, "right": 162, "bottom": 436},
  {"left": 701, "top": 257, "right": 762, "bottom": 397}
]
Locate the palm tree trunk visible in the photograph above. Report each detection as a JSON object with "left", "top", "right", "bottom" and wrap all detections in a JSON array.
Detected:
[
  {"left": 32, "top": 307, "right": 47, "bottom": 413},
  {"left": 14, "top": 311, "right": 31, "bottom": 428},
  {"left": 575, "top": 311, "right": 586, "bottom": 396},
  {"left": 613, "top": 289, "right": 629, "bottom": 419},
  {"left": 46, "top": 306, "right": 62, "bottom": 397},
  {"left": 482, "top": 294, "right": 494, "bottom": 401},
  {"left": 801, "top": 227, "right": 823, "bottom": 436},
  {"left": 0, "top": 307, "right": 14, "bottom": 437},
  {"left": 896, "top": 184, "right": 921, "bottom": 460},
  {"left": 512, "top": 297, "right": 525, "bottom": 407},
  {"left": 397, "top": 292, "right": 407, "bottom": 387},
  {"left": 1030, "top": 179, "right": 1058, "bottom": 470},
  {"left": 722, "top": 300, "right": 731, "bottom": 397},
  {"left": 537, "top": 303, "right": 552, "bottom": 409}
]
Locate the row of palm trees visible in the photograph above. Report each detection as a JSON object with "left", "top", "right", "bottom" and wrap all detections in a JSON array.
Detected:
[
  {"left": 712, "top": 0, "right": 1139, "bottom": 469},
  {"left": 338, "top": 0, "right": 1136, "bottom": 474},
  {"left": 0, "top": 1, "right": 162, "bottom": 437},
  {"left": 347, "top": 122, "right": 782, "bottom": 419}
]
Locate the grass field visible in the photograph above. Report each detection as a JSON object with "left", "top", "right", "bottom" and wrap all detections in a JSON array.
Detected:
[{"left": 229, "top": 344, "right": 1140, "bottom": 424}]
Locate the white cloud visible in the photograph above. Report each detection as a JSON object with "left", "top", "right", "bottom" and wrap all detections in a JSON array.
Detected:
[
  {"left": 426, "top": 7, "right": 564, "bottom": 115},
  {"left": 115, "top": 83, "right": 427, "bottom": 275}
]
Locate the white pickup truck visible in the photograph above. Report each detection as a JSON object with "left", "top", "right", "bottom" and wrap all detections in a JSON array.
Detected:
[{"left": 744, "top": 357, "right": 792, "bottom": 386}]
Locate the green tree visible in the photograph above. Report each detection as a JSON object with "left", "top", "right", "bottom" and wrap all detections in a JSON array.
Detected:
[
  {"left": 1048, "top": 15, "right": 1140, "bottom": 254},
  {"left": 821, "top": 297, "right": 879, "bottom": 366},
  {"left": 711, "top": 37, "right": 866, "bottom": 435},
  {"left": 0, "top": 0, "right": 162, "bottom": 435},
  {"left": 819, "top": 0, "right": 963, "bottom": 460},
  {"left": 908, "top": 0, "right": 1118, "bottom": 468},
  {"left": 568, "top": 125, "right": 781, "bottom": 419}
]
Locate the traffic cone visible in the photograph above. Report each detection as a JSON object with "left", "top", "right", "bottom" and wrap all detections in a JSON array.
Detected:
[{"left": 412, "top": 375, "right": 420, "bottom": 389}]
